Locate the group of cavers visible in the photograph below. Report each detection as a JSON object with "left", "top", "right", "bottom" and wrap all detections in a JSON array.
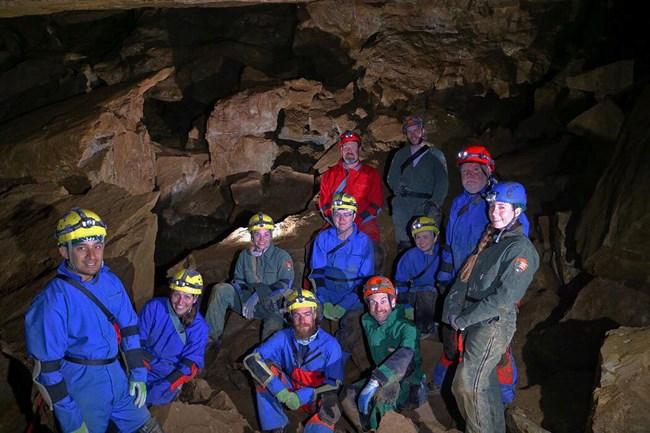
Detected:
[{"left": 24, "top": 115, "right": 539, "bottom": 433}]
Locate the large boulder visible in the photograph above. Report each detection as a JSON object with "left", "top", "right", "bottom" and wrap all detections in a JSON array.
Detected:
[
  {"left": 0, "top": 68, "right": 173, "bottom": 195},
  {"left": 589, "top": 326, "right": 650, "bottom": 433},
  {"left": 206, "top": 79, "right": 322, "bottom": 179}
]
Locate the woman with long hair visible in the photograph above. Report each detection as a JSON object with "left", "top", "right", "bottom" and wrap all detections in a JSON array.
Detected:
[
  {"left": 443, "top": 182, "right": 539, "bottom": 433},
  {"left": 138, "top": 269, "right": 209, "bottom": 406}
]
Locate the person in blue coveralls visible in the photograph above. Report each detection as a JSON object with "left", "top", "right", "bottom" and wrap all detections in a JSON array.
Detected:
[
  {"left": 309, "top": 192, "right": 374, "bottom": 363},
  {"left": 25, "top": 208, "right": 162, "bottom": 433},
  {"left": 433, "top": 145, "right": 524, "bottom": 403},
  {"left": 443, "top": 182, "right": 539, "bottom": 433},
  {"left": 138, "top": 268, "right": 209, "bottom": 406},
  {"left": 244, "top": 289, "right": 344, "bottom": 433},
  {"left": 394, "top": 216, "right": 443, "bottom": 336}
]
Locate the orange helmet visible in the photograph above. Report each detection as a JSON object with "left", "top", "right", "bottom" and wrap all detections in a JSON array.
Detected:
[
  {"left": 338, "top": 130, "right": 361, "bottom": 148},
  {"left": 456, "top": 144, "right": 495, "bottom": 172},
  {"left": 362, "top": 276, "right": 396, "bottom": 299}
]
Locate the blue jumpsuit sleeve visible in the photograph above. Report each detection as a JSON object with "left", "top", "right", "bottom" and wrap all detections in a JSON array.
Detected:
[
  {"left": 177, "top": 317, "right": 209, "bottom": 372},
  {"left": 335, "top": 236, "right": 374, "bottom": 311},
  {"left": 113, "top": 278, "right": 147, "bottom": 382},
  {"left": 25, "top": 289, "right": 84, "bottom": 433},
  {"left": 456, "top": 243, "right": 538, "bottom": 329},
  {"left": 253, "top": 332, "right": 287, "bottom": 395},
  {"left": 309, "top": 235, "right": 328, "bottom": 299},
  {"left": 137, "top": 300, "right": 155, "bottom": 345},
  {"left": 394, "top": 254, "right": 411, "bottom": 295}
]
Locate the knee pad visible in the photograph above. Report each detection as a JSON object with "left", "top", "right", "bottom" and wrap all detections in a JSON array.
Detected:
[
  {"left": 137, "top": 417, "right": 163, "bottom": 433},
  {"left": 318, "top": 392, "right": 341, "bottom": 425}
]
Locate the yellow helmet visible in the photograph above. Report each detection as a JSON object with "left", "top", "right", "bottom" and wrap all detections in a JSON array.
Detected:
[
  {"left": 411, "top": 216, "right": 440, "bottom": 237},
  {"left": 286, "top": 289, "right": 319, "bottom": 312},
  {"left": 248, "top": 213, "right": 275, "bottom": 233},
  {"left": 56, "top": 208, "right": 107, "bottom": 246},
  {"left": 169, "top": 269, "right": 204, "bottom": 295},
  {"left": 331, "top": 192, "right": 357, "bottom": 213}
]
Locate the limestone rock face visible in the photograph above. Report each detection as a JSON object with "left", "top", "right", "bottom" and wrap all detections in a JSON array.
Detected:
[
  {"left": 206, "top": 79, "right": 322, "bottom": 179},
  {"left": 300, "top": 0, "right": 576, "bottom": 106},
  {"left": 589, "top": 327, "right": 650, "bottom": 433},
  {"left": 150, "top": 390, "right": 252, "bottom": 433},
  {"left": 0, "top": 182, "right": 158, "bottom": 361},
  {"left": 566, "top": 60, "right": 634, "bottom": 97},
  {"left": 567, "top": 99, "right": 625, "bottom": 143},
  {"left": 0, "top": 68, "right": 173, "bottom": 195},
  {"left": 563, "top": 277, "right": 650, "bottom": 328},
  {"left": 575, "top": 86, "right": 650, "bottom": 284}
]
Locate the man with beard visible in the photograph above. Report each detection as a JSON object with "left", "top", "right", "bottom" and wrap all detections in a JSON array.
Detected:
[
  {"left": 387, "top": 115, "right": 448, "bottom": 250},
  {"left": 25, "top": 208, "right": 161, "bottom": 433},
  {"left": 340, "top": 277, "right": 427, "bottom": 431},
  {"left": 319, "top": 130, "right": 384, "bottom": 272},
  {"left": 244, "top": 289, "right": 344, "bottom": 433}
]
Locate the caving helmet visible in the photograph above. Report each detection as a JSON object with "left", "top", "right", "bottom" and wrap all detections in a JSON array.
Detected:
[
  {"left": 410, "top": 216, "right": 440, "bottom": 237},
  {"left": 338, "top": 130, "right": 361, "bottom": 148},
  {"left": 456, "top": 144, "right": 495, "bottom": 173},
  {"left": 330, "top": 192, "right": 358, "bottom": 213},
  {"left": 362, "top": 276, "right": 397, "bottom": 300},
  {"left": 56, "top": 208, "right": 107, "bottom": 246},
  {"left": 247, "top": 213, "right": 275, "bottom": 233},
  {"left": 169, "top": 269, "right": 204, "bottom": 295},
  {"left": 402, "top": 114, "right": 425, "bottom": 132},
  {"left": 486, "top": 181, "right": 527, "bottom": 210}
]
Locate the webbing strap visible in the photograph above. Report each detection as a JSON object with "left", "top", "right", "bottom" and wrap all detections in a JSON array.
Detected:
[{"left": 400, "top": 145, "right": 429, "bottom": 174}]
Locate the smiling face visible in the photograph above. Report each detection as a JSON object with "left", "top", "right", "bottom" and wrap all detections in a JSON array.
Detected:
[
  {"left": 489, "top": 201, "right": 521, "bottom": 229},
  {"left": 405, "top": 124, "right": 425, "bottom": 146},
  {"left": 60, "top": 240, "right": 104, "bottom": 281},
  {"left": 460, "top": 162, "right": 491, "bottom": 194},
  {"left": 170, "top": 290, "right": 197, "bottom": 317},
  {"left": 366, "top": 292, "right": 396, "bottom": 325},
  {"left": 414, "top": 231, "right": 437, "bottom": 254},
  {"left": 251, "top": 228, "right": 272, "bottom": 252},
  {"left": 332, "top": 209, "right": 355, "bottom": 236}
]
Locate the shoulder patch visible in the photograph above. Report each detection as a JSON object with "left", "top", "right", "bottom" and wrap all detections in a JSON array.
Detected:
[
  {"left": 514, "top": 257, "right": 528, "bottom": 273},
  {"left": 283, "top": 260, "right": 293, "bottom": 271}
]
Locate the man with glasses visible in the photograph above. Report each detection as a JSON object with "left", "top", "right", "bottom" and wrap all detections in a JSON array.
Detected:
[
  {"left": 387, "top": 115, "right": 448, "bottom": 251},
  {"left": 244, "top": 289, "right": 344, "bottom": 433},
  {"left": 319, "top": 130, "right": 385, "bottom": 272},
  {"left": 309, "top": 193, "right": 374, "bottom": 364}
]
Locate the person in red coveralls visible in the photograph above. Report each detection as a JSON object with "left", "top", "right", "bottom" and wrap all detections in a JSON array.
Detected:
[{"left": 319, "top": 130, "right": 384, "bottom": 272}]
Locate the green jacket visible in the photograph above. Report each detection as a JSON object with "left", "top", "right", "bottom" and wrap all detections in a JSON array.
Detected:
[
  {"left": 362, "top": 305, "right": 424, "bottom": 388},
  {"left": 443, "top": 224, "right": 539, "bottom": 330},
  {"left": 232, "top": 244, "right": 294, "bottom": 299}
]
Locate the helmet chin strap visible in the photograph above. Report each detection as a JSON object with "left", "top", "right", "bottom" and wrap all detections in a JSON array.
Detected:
[{"left": 65, "top": 242, "right": 101, "bottom": 279}]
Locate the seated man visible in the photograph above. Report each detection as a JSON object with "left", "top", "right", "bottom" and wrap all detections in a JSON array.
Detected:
[
  {"left": 138, "top": 269, "right": 209, "bottom": 405},
  {"left": 206, "top": 213, "right": 294, "bottom": 345},
  {"left": 244, "top": 289, "right": 344, "bottom": 433},
  {"left": 309, "top": 193, "right": 374, "bottom": 361},
  {"left": 340, "top": 277, "right": 427, "bottom": 431},
  {"left": 394, "top": 216, "right": 443, "bottom": 336}
]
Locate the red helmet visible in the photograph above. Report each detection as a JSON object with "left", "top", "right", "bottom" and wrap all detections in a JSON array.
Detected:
[
  {"left": 338, "top": 130, "right": 361, "bottom": 148},
  {"left": 402, "top": 115, "right": 424, "bottom": 132},
  {"left": 456, "top": 144, "right": 495, "bottom": 172},
  {"left": 363, "top": 276, "right": 397, "bottom": 299}
]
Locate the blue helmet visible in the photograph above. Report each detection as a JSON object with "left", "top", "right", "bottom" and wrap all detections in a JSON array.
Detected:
[{"left": 486, "top": 181, "right": 527, "bottom": 209}]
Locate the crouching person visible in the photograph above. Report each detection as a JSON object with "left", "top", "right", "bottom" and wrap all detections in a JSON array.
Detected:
[
  {"left": 244, "top": 290, "right": 344, "bottom": 433},
  {"left": 340, "top": 277, "right": 427, "bottom": 431},
  {"left": 138, "top": 269, "right": 209, "bottom": 406}
]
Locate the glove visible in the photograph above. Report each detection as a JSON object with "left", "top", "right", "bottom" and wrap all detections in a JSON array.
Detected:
[
  {"left": 448, "top": 314, "right": 459, "bottom": 331},
  {"left": 395, "top": 185, "right": 409, "bottom": 196},
  {"left": 242, "top": 292, "right": 259, "bottom": 320},
  {"left": 323, "top": 303, "right": 346, "bottom": 321},
  {"left": 358, "top": 378, "right": 380, "bottom": 415},
  {"left": 404, "top": 305, "right": 414, "bottom": 321},
  {"left": 129, "top": 380, "right": 147, "bottom": 408},
  {"left": 275, "top": 388, "right": 301, "bottom": 411},
  {"left": 71, "top": 422, "right": 89, "bottom": 433},
  {"left": 260, "top": 288, "right": 290, "bottom": 314}
]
